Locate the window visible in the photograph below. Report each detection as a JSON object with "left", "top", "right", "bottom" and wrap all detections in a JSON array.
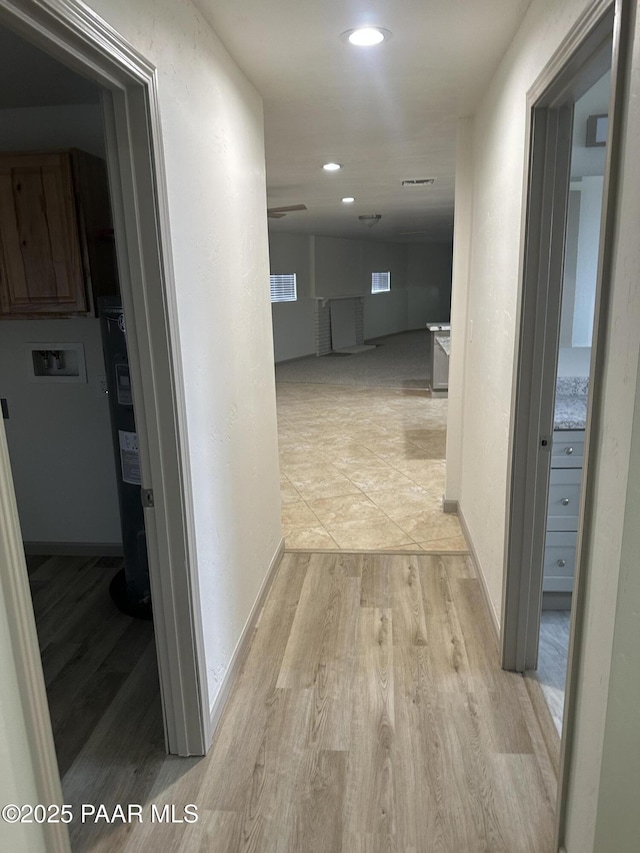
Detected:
[
  {"left": 270, "top": 273, "right": 297, "bottom": 302},
  {"left": 371, "top": 271, "right": 391, "bottom": 294}
]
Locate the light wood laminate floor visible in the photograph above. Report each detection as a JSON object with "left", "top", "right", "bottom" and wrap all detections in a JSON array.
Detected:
[
  {"left": 534, "top": 610, "right": 571, "bottom": 734},
  {"left": 277, "top": 382, "right": 467, "bottom": 552},
  {"left": 26, "top": 554, "right": 159, "bottom": 781},
  {"left": 53, "top": 552, "right": 556, "bottom": 852}
]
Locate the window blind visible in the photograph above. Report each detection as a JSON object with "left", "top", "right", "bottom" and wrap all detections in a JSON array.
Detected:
[
  {"left": 270, "top": 273, "right": 297, "bottom": 302},
  {"left": 371, "top": 271, "right": 391, "bottom": 293}
]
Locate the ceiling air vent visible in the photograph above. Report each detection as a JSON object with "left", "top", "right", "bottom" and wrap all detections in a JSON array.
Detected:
[{"left": 401, "top": 178, "right": 436, "bottom": 186}]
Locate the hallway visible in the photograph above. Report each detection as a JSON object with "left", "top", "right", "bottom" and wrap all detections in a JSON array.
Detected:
[{"left": 67, "top": 552, "right": 556, "bottom": 852}]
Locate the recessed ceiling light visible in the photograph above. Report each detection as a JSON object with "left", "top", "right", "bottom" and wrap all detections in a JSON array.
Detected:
[
  {"left": 323, "top": 162, "right": 342, "bottom": 171},
  {"left": 342, "top": 197, "right": 355, "bottom": 204},
  {"left": 342, "top": 27, "right": 391, "bottom": 47}
]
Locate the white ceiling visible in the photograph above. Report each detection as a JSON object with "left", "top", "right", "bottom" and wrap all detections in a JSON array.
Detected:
[{"left": 197, "top": 0, "right": 532, "bottom": 243}]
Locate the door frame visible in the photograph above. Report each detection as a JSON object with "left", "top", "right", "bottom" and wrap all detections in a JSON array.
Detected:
[
  {"left": 502, "top": 0, "right": 620, "bottom": 671},
  {"left": 501, "top": 0, "right": 633, "bottom": 845},
  {"left": 0, "top": 0, "right": 209, "bottom": 777}
]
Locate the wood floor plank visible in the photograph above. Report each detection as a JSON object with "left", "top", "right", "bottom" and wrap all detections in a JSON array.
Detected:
[
  {"left": 415, "top": 561, "right": 498, "bottom": 850},
  {"left": 449, "top": 576, "right": 535, "bottom": 755},
  {"left": 119, "top": 757, "right": 207, "bottom": 853},
  {"left": 42, "top": 552, "right": 556, "bottom": 853},
  {"left": 277, "top": 552, "right": 361, "bottom": 751},
  {"left": 25, "top": 553, "right": 49, "bottom": 575},
  {"left": 196, "top": 554, "right": 308, "bottom": 812},
  {"left": 29, "top": 555, "right": 100, "bottom": 621},
  {"left": 489, "top": 754, "right": 555, "bottom": 853},
  {"left": 29, "top": 554, "right": 90, "bottom": 583},
  {"left": 433, "top": 552, "right": 475, "bottom": 579},
  {"left": 390, "top": 555, "right": 428, "bottom": 646},
  {"left": 360, "top": 554, "right": 390, "bottom": 608},
  {"left": 291, "top": 750, "right": 346, "bottom": 853},
  {"left": 45, "top": 613, "right": 145, "bottom": 723},
  {"left": 63, "top": 642, "right": 165, "bottom": 852},
  {"left": 236, "top": 687, "right": 313, "bottom": 852},
  {"left": 51, "top": 621, "right": 154, "bottom": 775},
  {"left": 39, "top": 639, "right": 81, "bottom": 687},
  {"left": 277, "top": 553, "right": 357, "bottom": 689},
  {"left": 343, "top": 606, "right": 395, "bottom": 844},
  {"left": 420, "top": 556, "right": 470, "bottom": 693},
  {"left": 34, "top": 561, "right": 118, "bottom": 647},
  {"left": 175, "top": 810, "right": 242, "bottom": 853}
]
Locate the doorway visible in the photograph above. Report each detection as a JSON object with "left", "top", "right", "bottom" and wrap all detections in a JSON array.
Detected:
[
  {"left": 534, "top": 66, "right": 611, "bottom": 733},
  {"left": 0, "top": 6, "right": 208, "bottom": 847},
  {"left": 0, "top": 21, "right": 161, "bottom": 793},
  {"left": 502, "top": 0, "right": 620, "bottom": 738}
]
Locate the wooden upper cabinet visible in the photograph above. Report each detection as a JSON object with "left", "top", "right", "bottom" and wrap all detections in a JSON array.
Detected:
[
  {"left": 0, "top": 150, "right": 119, "bottom": 319},
  {"left": 0, "top": 153, "right": 86, "bottom": 316}
]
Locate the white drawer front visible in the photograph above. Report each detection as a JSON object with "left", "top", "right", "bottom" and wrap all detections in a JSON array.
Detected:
[
  {"left": 547, "top": 467, "right": 582, "bottom": 531},
  {"left": 543, "top": 532, "right": 577, "bottom": 592},
  {"left": 551, "top": 431, "right": 584, "bottom": 468}
]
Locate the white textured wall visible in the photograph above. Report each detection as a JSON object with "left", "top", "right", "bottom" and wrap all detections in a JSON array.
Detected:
[
  {"left": 450, "top": 0, "right": 594, "bottom": 621},
  {"left": 87, "top": 0, "right": 282, "bottom": 708},
  {"left": 573, "top": 175, "right": 604, "bottom": 346},
  {"left": 269, "top": 233, "right": 315, "bottom": 361},
  {"left": 406, "top": 243, "right": 453, "bottom": 327},
  {"left": 0, "top": 320, "right": 121, "bottom": 545},
  {"left": 446, "top": 117, "right": 474, "bottom": 504},
  {"left": 362, "top": 240, "right": 408, "bottom": 338},
  {"left": 557, "top": 346, "right": 591, "bottom": 377},
  {"left": 314, "top": 235, "right": 363, "bottom": 298},
  {"left": 363, "top": 289, "right": 407, "bottom": 339}
]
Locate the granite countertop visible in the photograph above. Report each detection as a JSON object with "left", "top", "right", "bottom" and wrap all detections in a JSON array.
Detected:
[
  {"left": 435, "top": 335, "right": 451, "bottom": 356},
  {"left": 554, "top": 376, "right": 588, "bottom": 431}
]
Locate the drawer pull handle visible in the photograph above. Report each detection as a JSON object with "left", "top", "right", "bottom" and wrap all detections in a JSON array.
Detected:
[
  {"left": 557, "top": 559, "right": 566, "bottom": 568},
  {"left": 565, "top": 447, "right": 574, "bottom": 455},
  {"left": 561, "top": 497, "right": 570, "bottom": 506}
]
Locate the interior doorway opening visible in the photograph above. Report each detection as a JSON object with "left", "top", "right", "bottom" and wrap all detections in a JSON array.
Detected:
[
  {"left": 534, "top": 66, "right": 612, "bottom": 733},
  {"left": 0, "top": 6, "right": 210, "bottom": 849},
  {"left": 0, "top": 23, "right": 167, "bottom": 847},
  {"left": 502, "top": 0, "right": 620, "bottom": 753}
]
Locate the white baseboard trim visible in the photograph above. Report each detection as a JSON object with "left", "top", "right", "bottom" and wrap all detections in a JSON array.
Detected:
[
  {"left": 23, "top": 541, "right": 123, "bottom": 556},
  {"left": 208, "top": 538, "right": 285, "bottom": 738},
  {"left": 443, "top": 498, "right": 458, "bottom": 514},
  {"left": 457, "top": 505, "right": 501, "bottom": 650}
]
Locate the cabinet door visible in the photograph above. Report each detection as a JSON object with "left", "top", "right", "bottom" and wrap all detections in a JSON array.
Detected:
[{"left": 0, "top": 153, "right": 86, "bottom": 316}]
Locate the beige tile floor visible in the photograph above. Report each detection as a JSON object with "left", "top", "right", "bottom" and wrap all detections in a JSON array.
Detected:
[{"left": 277, "top": 382, "right": 468, "bottom": 552}]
